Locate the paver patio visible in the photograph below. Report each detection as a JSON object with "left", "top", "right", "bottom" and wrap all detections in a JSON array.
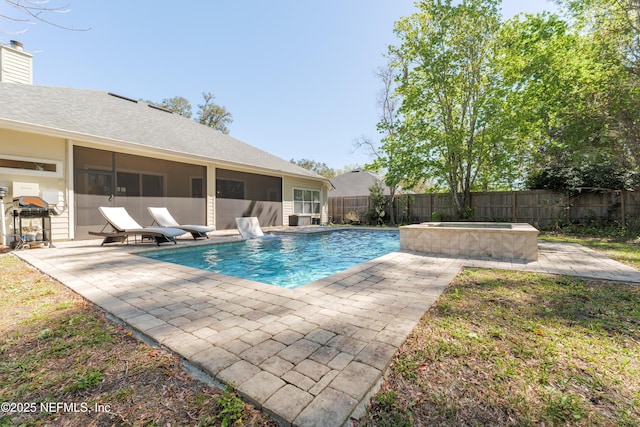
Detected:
[{"left": 13, "top": 233, "right": 640, "bottom": 426}]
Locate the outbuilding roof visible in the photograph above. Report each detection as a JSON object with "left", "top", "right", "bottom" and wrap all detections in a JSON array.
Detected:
[
  {"left": 0, "top": 82, "right": 325, "bottom": 181},
  {"left": 329, "top": 169, "right": 389, "bottom": 197},
  {"left": 329, "top": 169, "right": 414, "bottom": 197}
]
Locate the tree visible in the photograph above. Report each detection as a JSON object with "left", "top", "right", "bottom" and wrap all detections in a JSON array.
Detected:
[
  {"left": 160, "top": 96, "right": 192, "bottom": 118},
  {"left": 502, "top": 2, "right": 640, "bottom": 186},
  {"left": 1, "top": 0, "right": 90, "bottom": 32},
  {"left": 148, "top": 92, "right": 233, "bottom": 133},
  {"left": 365, "top": 61, "right": 407, "bottom": 225},
  {"left": 290, "top": 159, "right": 336, "bottom": 178},
  {"left": 367, "top": 180, "right": 387, "bottom": 225},
  {"left": 554, "top": 0, "right": 640, "bottom": 170},
  {"left": 196, "top": 92, "right": 233, "bottom": 134},
  {"left": 384, "top": 0, "right": 519, "bottom": 217},
  {"left": 526, "top": 151, "right": 638, "bottom": 192}
]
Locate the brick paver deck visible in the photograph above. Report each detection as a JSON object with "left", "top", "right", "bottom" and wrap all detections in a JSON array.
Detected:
[{"left": 13, "top": 233, "right": 640, "bottom": 426}]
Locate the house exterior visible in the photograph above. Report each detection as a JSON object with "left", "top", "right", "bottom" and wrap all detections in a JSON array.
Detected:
[
  {"left": 0, "top": 42, "right": 329, "bottom": 243},
  {"left": 329, "top": 169, "right": 395, "bottom": 198}
]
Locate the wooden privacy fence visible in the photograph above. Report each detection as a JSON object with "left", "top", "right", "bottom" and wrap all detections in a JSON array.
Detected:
[{"left": 328, "top": 190, "right": 640, "bottom": 229}]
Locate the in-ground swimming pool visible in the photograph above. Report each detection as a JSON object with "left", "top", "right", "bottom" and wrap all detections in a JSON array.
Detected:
[{"left": 143, "top": 229, "right": 400, "bottom": 288}]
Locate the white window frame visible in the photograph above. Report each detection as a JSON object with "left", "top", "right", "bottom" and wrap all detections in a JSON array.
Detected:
[
  {"left": 293, "top": 188, "right": 321, "bottom": 215},
  {"left": 0, "top": 154, "right": 63, "bottom": 178}
]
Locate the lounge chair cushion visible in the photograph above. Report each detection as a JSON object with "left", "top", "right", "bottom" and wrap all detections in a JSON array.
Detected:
[
  {"left": 147, "top": 207, "right": 214, "bottom": 239},
  {"left": 98, "top": 207, "right": 185, "bottom": 239}
]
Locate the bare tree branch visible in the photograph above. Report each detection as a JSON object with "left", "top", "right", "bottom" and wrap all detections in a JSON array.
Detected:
[
  {"left": 1, "top": 0, "right": 90, "bottom": 32},
  {"left": 352, "top": 134, "right": 380, "bottom": 159}
]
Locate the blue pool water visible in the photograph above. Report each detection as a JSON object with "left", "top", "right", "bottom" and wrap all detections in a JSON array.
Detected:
[{"left": 143, "top": 229, "right": 399, "bottom": 288}]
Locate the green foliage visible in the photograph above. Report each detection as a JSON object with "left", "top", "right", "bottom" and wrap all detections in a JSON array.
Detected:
[
  {"left": 555, "top": 0, "right": 640, "bottom": 169},
  {"left": 381, "top": 0, "right": 521, "bottom": 217},
  {"left": 542, "top": 390, "right": 587, "bottom": 425},
  {"left": 503, "top": 1, "right": 640, "bottom": 184},
  {"left": 367, "top": 180, "right": 387, "bottom": 225},
  {"left": 344, "top": 210, "right": 360, "bottom": 224},
  {"left": 150, "top": 92, "right": 233, "bottom": 133},
  {"left": 542, "top": 223, "right": 640, "bottom": 246},
  {"left": 290, "top": 159, "right": 337, "bottom": 178},
  {"left": 374, "top": 0, "right": 640, "bottom": 208},
  {"left": 197, "top": 92, "right": 233, "bottom": 134},
  {"left": 62, "top": 369, "right": 104, "bottom": 393},
  {"left": 212, "top": 383, "right": 245, "bottom": 427},
  {"left": 526, "top": 151, "right": 639, "bottom": 192},
  {"left": 160, "top": 96, "right": 193, "bottom": 118},
  {"left": 459, "top": 206, "right": 475, "bottom": 220},
  {"left": 365, "top": 390, "right": 413, "bottom": 427}
]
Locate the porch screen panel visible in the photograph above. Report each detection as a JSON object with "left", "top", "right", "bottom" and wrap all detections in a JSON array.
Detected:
[
  {"left": 216, "top": 168, "right": 282, "bottom": 229},
  {"left": 74, "top": 146, "right": 207, "bottom": 239}
]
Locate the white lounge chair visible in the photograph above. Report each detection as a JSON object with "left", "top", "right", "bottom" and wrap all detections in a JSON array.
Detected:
[
  {"left": 147, "top": 207, "right": 214, "bottom": 240},
  {"left": 90, "top": 206, "right": 185, "bottom": 246},
  {"left": 235, "top": 217, "right": 265, "bottom": 239}
]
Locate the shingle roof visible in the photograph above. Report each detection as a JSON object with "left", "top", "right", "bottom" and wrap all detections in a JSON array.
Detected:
[
  {"left": 0, "top": 83, "right": 324, "bottom": 180},
  {"left": 329, "top": 169, "right": 414, "bottom": 197},
  {"left": 329, "top": 169, "right": 389, "bottom": 197}
]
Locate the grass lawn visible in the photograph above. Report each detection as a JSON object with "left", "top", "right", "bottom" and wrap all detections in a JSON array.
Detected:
[
  {"left": 356, "top": 269, "right": 640, "bottom": 426},
  {"left": 0, "top": 253, "right": 277, "bottom": 427}
]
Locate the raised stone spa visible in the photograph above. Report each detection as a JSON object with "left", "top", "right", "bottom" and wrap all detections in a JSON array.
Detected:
[{"left": 400, "top": 222, "right": 539, "bottom": 261}]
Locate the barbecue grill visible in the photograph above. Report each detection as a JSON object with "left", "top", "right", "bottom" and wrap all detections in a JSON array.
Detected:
[{"left": 11, "top": 196, "right": 58, "bottom": 249}]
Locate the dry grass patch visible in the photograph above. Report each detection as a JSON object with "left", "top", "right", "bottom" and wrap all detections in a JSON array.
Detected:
[
  {"left": 357, "top": 268, "right": 640, "bottom": 427},
  {"left": 0, "top": 254, "right": 277, "bottom": 426}
]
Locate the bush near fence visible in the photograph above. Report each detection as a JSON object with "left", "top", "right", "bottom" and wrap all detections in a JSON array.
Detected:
[{"left": 328, "top": 190, "right": 640, "bottom": 229}]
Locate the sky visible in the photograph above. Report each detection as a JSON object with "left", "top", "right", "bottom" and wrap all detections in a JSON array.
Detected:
[{"left": 1, "top": 0, "right": 558, "bottom": 171}]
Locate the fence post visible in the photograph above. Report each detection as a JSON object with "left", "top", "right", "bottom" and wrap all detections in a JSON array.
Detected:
[{"left": 512, "top": 191, "right": 517, "bottom": 222}]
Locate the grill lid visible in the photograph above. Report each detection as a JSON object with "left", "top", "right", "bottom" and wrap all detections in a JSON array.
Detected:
[{"left": 14, "top": 196, "right": 48, "bottom": 210}]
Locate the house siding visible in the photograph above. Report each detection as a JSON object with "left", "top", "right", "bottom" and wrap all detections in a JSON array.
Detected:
[
  {"left": 0, "top": 128, "right": 68, "bottom": 241},
  {"left": 0, "top": 45, "right": 32, "bottom": 84},
  {"left": 283, "top": 176, "right": 328, "bottom": 225}
]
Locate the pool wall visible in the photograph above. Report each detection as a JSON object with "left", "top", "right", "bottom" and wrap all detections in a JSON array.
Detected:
[{"left": 400, "top": 222, "right": 539, "bottom": 261}]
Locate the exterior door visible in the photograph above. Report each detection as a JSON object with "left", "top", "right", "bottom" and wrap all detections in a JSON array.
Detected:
[{"left": 74, "top": 170, "right": 114, "bottom": 239}]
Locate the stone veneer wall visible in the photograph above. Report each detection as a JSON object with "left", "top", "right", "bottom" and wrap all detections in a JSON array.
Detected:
[{"left": 400, "top": 222, "right": 539, "bottom": 262}]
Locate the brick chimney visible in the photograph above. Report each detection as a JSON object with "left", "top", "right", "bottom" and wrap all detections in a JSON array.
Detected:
[{"left": 0, "top": 40, "right": 33, "bottom": 84}]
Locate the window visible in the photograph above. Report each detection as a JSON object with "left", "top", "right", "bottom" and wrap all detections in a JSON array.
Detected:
[
  {"left": 293, "top": 188, "right": 321, "bottom": 215},
  {"left": 0, "top": 154, "right": 62, "bottom": 177},
  {"left": 142, "top": 174, "right": 163, "bottom": 197},
  {"left": 116, "top": 172, "right": 164, "bottom": 197},
  {"left": 116, "top": 172, "right": 140, "bottom": 196},
  {"left": 76, "top": 172, "right": 112, "bottom": 196},
  {"left": 216, "top": 179, "right": 245, "bottom": 199},
  {"left": 191, "top": 177, "right": 204, "bottom": 198}
]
